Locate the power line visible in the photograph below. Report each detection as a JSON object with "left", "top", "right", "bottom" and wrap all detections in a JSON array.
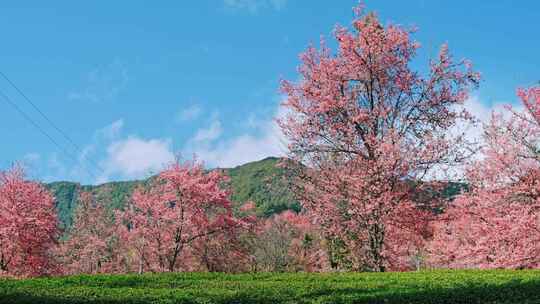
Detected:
[
  {"left": 0, "top": 88, "right": 99, "bottom": 179},
  {"left": 0, "top": 71, "right": 105, "bottom": 174}
]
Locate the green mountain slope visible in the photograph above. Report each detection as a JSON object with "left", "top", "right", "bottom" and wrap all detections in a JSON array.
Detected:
[
  {"left": 228, "top": 157, "right": 300, "bottom": 217},
  {"left": 46, "top": 157, "right": 298, "bottom": 229},
  {"left": 46, "top": 157, "right": 465, "bottom": 230}
]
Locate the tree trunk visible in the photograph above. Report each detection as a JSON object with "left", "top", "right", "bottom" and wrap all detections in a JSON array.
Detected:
[
  {"left": 369, "top": 223, "right": 386, "bottom": 272},
  {"left": 138, "top": 259, "right": 144, "bottom": 275}
]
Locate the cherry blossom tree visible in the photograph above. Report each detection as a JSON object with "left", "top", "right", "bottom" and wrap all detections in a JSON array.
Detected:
[
  {"left": 189, "top": 201, "right": 257, "bottom": 272},
  {"left": 57, "top": 192, "right": 125, "bottom": 274},
  {"left": 0, "top": 166, "right": 58, "bottom": 277},
  {"left": 278, "top": 211, "right": 329, "bottom": 272},
  {"left": 430, "top": 87, "right": 540, "bottom": 269},
  {"left": 117, "top": 159, "right": 247, "bottom": 273},
  {"left": 279, "top": 3, "right": 479, "bottom": 271},
  {"left": 190, "top": 232, "right": 249, "bottom": 272},
  {"left": 245, "top": 210, "right": 329, "bottom": 272}
]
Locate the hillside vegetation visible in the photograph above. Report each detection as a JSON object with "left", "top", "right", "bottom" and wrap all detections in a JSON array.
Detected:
[
  {"left": 2, "top": 270, "right": 540, "bottom": 304},
  {"left": 46, "top": 157, "right": 298, "bottom": 229},
  {"left": 47, "top": 156, "right": 466, "bottom": 231},
  {"left": 46, "top": 157, "right": 464, "bottom": 230}
]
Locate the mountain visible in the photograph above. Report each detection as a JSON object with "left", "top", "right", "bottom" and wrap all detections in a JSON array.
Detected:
[
  {"left": 46, "top": 157, "right": 299, "bottom": 229},
  {"left": 46, "top": 157, "right": 465, "bottom": 230}
]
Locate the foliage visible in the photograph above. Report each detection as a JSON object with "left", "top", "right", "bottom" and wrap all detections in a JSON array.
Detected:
[
  {"left": 46, "top": 182, "right": 80, "bottom": 230},
  {"left": 279, "top": 4, "right": 479, "bottom": 272},
  {"left": 2, "top": 270, "right": 540, "bottom": 303},
  {"left": 431, "top": 87, "right": 540, "bottom": 269},
  {"left": 5, "top": 2, "right": 535, "bottom": 281},
  {"left": 46, "top": 180, "right": 143, "bottom": 231},
  {"left": 46, "top": 158, "right": 298, "bottom": 230},
  {"left": 0, "top": 166, "right": 59, "bottom": 277},
  {"left": 243, "top": 210, "right": 329, "bottom": 272},
  {"left": 56, "top": 192, "right": 125, "bottom": 275},
  {"left": 46, "top": 157, "right": 462, "bottom": 233},
  {"left": 116, "top": 159, "right": 250, "bottom": 273},
  {"left": 228, "top": 157, "right": 300, "bottom": 217}
]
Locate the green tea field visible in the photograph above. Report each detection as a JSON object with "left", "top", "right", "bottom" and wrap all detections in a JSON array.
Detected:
[{"left": 2, "top": 270, "right": 540, "bottom": 304}]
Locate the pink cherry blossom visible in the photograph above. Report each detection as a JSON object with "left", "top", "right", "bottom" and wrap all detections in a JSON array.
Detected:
[
  {"left": 279, "top": 3, "right": 478, "bottom": 271},
  {"left": 0, "top": 166, "right": 59, "bottom": 277},
  {"left": 430, "top": 86, "right": 540, "bottom": 269},
  {"left": 117, "top": 158, "right": 249, "bottom": 273}
]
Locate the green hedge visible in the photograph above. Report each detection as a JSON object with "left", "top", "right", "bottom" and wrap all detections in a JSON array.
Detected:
[{"left": 1, "top": 270, "right": 540, "bottom": 304}]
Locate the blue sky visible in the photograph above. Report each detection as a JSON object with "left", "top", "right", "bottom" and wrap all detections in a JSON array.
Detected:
[{"left": 0, "top": 0, "right": 538, "bottom": 184}]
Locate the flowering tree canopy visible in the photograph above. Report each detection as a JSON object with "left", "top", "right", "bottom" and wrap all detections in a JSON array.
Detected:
[
  {"left": 57, "top": 192, "right": 124, "bottom": 274},
  {"left": 0, "top": 166, "right": 58, "bottom": 277},
  {"left": 280, "top": 3, "right": 479, "bottom": 271},
  {"left": 431, "top": 87, "right": 540, "bottom": 269},
  {"left": 118, "top": 159, "right": 247, "bottom": 273}
]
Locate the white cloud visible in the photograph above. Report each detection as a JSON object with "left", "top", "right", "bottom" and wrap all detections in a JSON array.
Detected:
[
  {"left": 68, "top": 60, "right": 129, "bottom": 103},
  {"left": 61, "top": 120, "right": 125, "bottom": 182},
  {"left": 177, "top": 104, "right": 202, "bottom": 122},
  {"left": 460, "top": 95, "right": 517, "bottom": 144},
  {"left": 18, "top": 153, "right": 42, "bottom": 179},
  {"left": 185, "top": 102, "right": 288, "bottom": 168},
  {"left": 44, "top": 153, "right": 68, "bottom": 181},
  {"left": 193, "top": 119, "right": 223, "bottom": 142},
  {"left": 36, "top": 119, "right": 175, "bottom": 184},
  {"left": 193, "top": 132, "right": 285, "bottom": 168},
  {"left": 224, "top": 0, "right": 287, "bottom": 13},
  {"left": 30, "top": 99, "right": 291, "bottom": 183},
  {"left": 98, "top": 137, "right": 175, "bottom": 183},
  {"left": 426, "top": 95, "right": 516, "bottom": 181},
  {"left": 97, "top": 119, "right": 124, "bottom": 140}
]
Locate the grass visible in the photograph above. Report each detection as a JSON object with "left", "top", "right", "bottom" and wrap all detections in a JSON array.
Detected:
[{"left": 1, "top": 270, "right": 540, "bottom": 304}]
